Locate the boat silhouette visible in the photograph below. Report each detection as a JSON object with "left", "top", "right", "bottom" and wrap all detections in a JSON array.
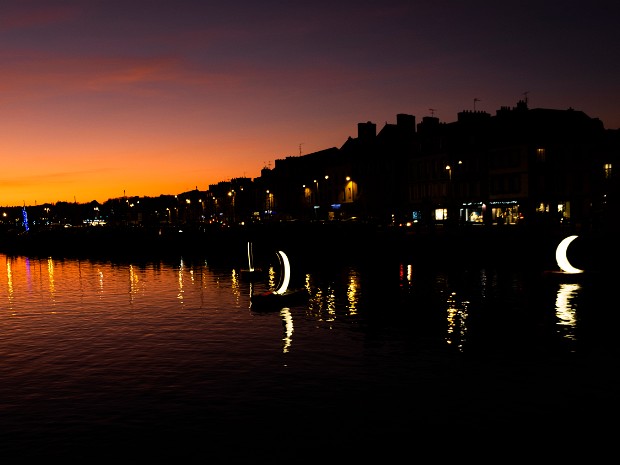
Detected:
[{"left": 250, "top": 249, "right": 307, "bottom": 311}]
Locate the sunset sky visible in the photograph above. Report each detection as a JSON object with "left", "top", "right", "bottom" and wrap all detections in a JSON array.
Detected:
[{"left": 1, "top": 0, "right": 619, "bottom": 207}]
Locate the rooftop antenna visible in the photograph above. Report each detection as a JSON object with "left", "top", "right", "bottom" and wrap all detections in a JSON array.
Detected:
[
  {"left": 473, "top": 98, "right": 480, "bottom": 111},
  {"left": 429, "top": 108, "right": 436, "bottom": 117},
  {"left": 299, "top": 143, "right": 304, "bottom": 156}
]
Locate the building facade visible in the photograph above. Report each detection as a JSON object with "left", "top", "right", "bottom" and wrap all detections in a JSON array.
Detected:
[{"left": 252, "top": 100, "right": 619, "bottom": 233}]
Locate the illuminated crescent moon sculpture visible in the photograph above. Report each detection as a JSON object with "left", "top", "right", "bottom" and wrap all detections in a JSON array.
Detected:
[
  {"left": 273, "top": 250, "right": 291, "bottom": 294},
  {"left": 247, "top": 242, "right": 255, "bottom": 272},
  {"left": 555, "top": 235, "right": 584, "bottom": 274}
]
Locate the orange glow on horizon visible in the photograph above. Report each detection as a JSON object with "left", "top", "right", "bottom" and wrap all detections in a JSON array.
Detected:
[
  {"left": 1, "top": 1, "right": 617, "bottom": 206},
  {"left": 0, "top": 133, "right": 342, "bottom": 206}
]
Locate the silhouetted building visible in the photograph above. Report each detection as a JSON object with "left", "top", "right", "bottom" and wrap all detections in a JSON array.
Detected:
[
  {"left": 9, "top": 100, "right": 618, "bottom": 237},
  {"left": 252, "top": 100, "right": 618, "bottom": 234}
]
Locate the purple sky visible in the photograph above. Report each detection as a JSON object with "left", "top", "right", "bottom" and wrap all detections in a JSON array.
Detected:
[{"left": 1, "top": 0, "right": 619, "bottom": 206}]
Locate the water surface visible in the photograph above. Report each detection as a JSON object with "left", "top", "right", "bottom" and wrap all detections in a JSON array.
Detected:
[{"left": 0, "top": 252, "right": 617, "bottom": 461}]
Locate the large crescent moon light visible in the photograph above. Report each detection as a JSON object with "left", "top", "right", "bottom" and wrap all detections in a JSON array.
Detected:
[
  {"left": 274, "top": 250, "right": 291, "bottom": 294},
  {"left": 555, "top": 235, "right": 584, "bottom": 274}
]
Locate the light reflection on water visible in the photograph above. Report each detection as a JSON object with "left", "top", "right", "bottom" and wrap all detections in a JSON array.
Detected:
[
  {"left": 445, "top": 291, "right": 469, "bottom": 352},
  {"left": 280, "top": 307, "right": 293, "bottom": 353},
  {"left": 555, "top": 283, "right": 580, "bottom": 344},
  {"left": 0, "top": 254, "right": 608, "bottom": 357},
  {"left": 0, "top": 253, "right": 617, "bottom": 459}
]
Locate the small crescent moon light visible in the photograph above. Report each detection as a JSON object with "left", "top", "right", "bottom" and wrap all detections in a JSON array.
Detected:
[{"left": 555, "top": 235, "right": 584, "bottom": 274}]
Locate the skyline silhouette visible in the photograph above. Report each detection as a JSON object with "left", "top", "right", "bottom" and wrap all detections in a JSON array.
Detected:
[
  {"left": 3, "top": 98, "right": 618, "bottom": 248},
  {"left": 2, "top": 97, "right": 619, "bottom": 212}
]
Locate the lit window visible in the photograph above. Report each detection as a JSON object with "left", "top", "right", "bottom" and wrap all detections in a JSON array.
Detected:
[
  {"left": 434, "top": 208, "right": 447, "bottom": 221},
  {"left": 604, "top": 163, "right": 612, "bottom": 179},
  {"left": 559, "top": 201, "right": 570, "bottom": 220},
  {"left": 536, "top": 148, "right": 546, "bottom": 162}
]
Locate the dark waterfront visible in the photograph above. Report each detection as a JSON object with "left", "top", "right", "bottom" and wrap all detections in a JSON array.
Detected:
[
  {"left": 3, "top": 220, "right": 618, "bottom": 269},
  {"left": 0, "top": 225, "right": 619, "bottom": 462}
]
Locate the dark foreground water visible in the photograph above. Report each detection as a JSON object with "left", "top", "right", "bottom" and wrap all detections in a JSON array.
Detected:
[{"left": 0, "top": 246, "right": 618, "bottom": 463}]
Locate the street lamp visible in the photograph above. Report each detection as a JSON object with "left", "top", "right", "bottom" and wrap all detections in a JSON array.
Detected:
[
  {"left": 314, "top": 179, "right": 319, "bottom": 205},
  {"left": 324, "top": 175, "right": 329, "bottom": 205},
  {"left": 445, "top": 160, "right": 462, "bottom": 181},
  {"left": 344, "top": 176, "right": 353, "bottom": 202},
  {"left": 266, "top": 190, "right": 272, "bottom": 216},
  {"left": 228, "top": 190, "right": 236, "bottom": 223},
  {"left": 445, "top": 160, "right": 462, "bottom": 224}
]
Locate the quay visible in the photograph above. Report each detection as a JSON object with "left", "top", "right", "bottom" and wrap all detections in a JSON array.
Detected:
[{"left": 0, "top": 221, "right": 616, "bottom": 274}]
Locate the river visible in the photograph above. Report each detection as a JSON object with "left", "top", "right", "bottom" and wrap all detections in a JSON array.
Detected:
[{"left": 0, "top": 246, "right": 617, "bottom": 462}]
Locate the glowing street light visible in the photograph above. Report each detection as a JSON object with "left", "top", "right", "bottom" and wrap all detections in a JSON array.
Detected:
[
  {"left": 265, "top": 190, "right": 273, "bottom": 215},
  {"left": 228, "top": 190, "right": 236, "bottom": 223},
  {"left": 344, "top": 176, "right": 354, "bottom": 203},
  {"left": 314, "top": 179, "right": 319, "bottom": 205},
  {"left": 446, "top": 160, "right": 462, "bottom": 181}
]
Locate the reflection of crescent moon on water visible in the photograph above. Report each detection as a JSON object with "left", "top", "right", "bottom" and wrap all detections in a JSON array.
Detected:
[{"left": 555, "top": 235, "right": 584, "bottom": 274}]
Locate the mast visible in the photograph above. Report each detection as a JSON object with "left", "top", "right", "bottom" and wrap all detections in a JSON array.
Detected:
[{"left": 247, "top": 242, "right": 254, "bottom": 272}]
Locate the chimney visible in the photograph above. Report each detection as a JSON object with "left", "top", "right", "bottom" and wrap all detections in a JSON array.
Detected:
[
  {"left": 396, "top": 113, "right": 416, "bottom": 133},
  {"left": 357, "top": 121, "right": 376, "bottom": 141}
]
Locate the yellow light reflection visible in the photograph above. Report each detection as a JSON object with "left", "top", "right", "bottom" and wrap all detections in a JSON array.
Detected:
[
  {"left": 307, "top": 288, "right": 324, "bottom": 317},
  {"left": 306, "top": 273, "right": 325, "bottom": 318},
  {"left": 399, "top": 263, "right": 413, "bottom": 289},
  {"left": 129, "top": 264, "right": 140, "bottom": 303},
  {"left": 47, "top": 258, "right": 55, "bottom": 303},
  {"left": 231, "top": 268, "right": 240, "bottom": 300},
  {"left": 280, "top": 307, "right": 294, "bottom": 353},
  {"left": 304, "top": 271, "right": 351, "bottom": 322},
  {"left": 268, "top": 265, "right": 276, "bottom": 290},
  {"left": 177, "top": 260, "right": 184, "bottom": 302},
  {"left": 325, "top": 286, "right": 336, "bottom": 321},
  {"left": 346, "top": 270, "right": 360, "bottom": 316},
  {"left": 199, "top": 265, "right": 207, "bottom": 307},
  {"left": 445, "top": 291, "right": 469, "bottom": 351},
  {"left": 555, "top": 283, "right": 580, "bottom": 342},
  {"left": 6, "top": 258, "right": 14, "bottom": 308}
]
